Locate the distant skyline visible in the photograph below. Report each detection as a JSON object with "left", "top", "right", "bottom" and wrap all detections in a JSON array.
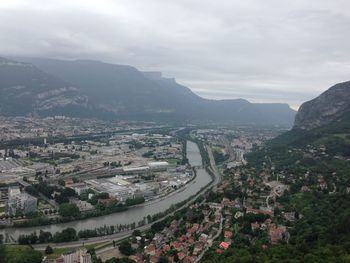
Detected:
[{"left": 1, "top": 0, "right": 349, "bottom": 109}]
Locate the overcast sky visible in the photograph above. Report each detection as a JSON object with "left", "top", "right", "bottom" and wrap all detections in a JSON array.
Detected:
[{"left": 0, "top": 0, "right": 349, "bottom": 109}]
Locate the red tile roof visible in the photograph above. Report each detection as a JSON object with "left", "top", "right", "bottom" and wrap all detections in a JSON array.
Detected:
[{"left": 220, "top": 242, "right": 230, "bottom": 250}]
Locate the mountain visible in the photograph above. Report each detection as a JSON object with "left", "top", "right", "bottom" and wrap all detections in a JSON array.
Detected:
[
  {"left": 0, "top": 57, "right": 90, "bottom": 117},
  {"left": 270, "top": 81, "right": 350, "bottom": 156},
  {"left": 294, "top": 81, "right": 350, "bottom": 130},
  {"left": 2, "top": 57, "right": 296, "bottom": 125}
]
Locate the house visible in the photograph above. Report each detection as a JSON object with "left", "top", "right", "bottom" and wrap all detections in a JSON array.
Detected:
[
  {"left": 171, "top": 241, "right": 182, "bottom": 251},
  {"left": 129, "top": 255, "right": 144, "bottom": 263},
  {"left": 192, "top": 242, "right": 204, "bottom": 256},
  {"left": 246, "top": 207, "right": 273, "bottom": 217},
  {"left": 64, "top": 178, "right": 74, "bottom": 187},
  {"left": 162, "top": 244, "right": 171, "bottom": 252},
  {"left": 149, "top": 250, "right": 162, "bottom": 263},
  {"left": 234, "top": 211, "right": 244, "bottom": 219},
  {"left": 177, "top": 252, "right": 186, "bottom": 260},
  {"left": 251, "top": 222, "right": 260, "bottom": 231},
  {"left": 183, "top": 256, "right": 195, "bottom": 263},
  {"left": 220, "top": 242, "right": 230, "bottom": 250},
  {"left": 224, "top": 230, "right": 233, "bottom": 239},
  {"left": 188, "top": 223, "right": 199, "bottom": 235},
  {"left": 200, "top": 233, "right": 209, "bottom": 241},
  {"left": 269, "top": 226, "right": 287, "bottom": 244},
  {"left": 145, "top": 244, "right": 156, "bottom": 256},
  {"left": 222, "top": 198, "right": 236, "bottom": 208}
]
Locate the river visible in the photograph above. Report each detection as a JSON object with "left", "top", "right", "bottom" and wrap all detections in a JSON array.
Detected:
[{"left": 1, "top": 141, "right": 212, "bottom": 240}]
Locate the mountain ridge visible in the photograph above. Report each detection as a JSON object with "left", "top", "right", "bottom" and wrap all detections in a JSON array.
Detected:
[{"left": 1, "top": 56, "right": 296, "bottom": 125}]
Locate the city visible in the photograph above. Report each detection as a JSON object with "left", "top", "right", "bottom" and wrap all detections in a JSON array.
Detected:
[
  {"left": 0, "top": 1, "right": 349, "bottom": 262},
  {"left": 0, "top": 117, "right": 288, "bottom": 262}
]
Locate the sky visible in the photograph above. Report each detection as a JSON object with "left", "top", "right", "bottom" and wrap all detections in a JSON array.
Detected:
[{"left": 0, "top": 0, "right": 349, "bottom": 109}]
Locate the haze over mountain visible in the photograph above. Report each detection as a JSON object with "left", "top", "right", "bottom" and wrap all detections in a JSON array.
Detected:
[{"left": 1, "top": 56, "right": 296, "bottom": 125}]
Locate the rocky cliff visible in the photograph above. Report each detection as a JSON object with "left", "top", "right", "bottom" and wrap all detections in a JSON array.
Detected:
[{"left": 293, "top": 81, "right": 350, "bottom": 130}]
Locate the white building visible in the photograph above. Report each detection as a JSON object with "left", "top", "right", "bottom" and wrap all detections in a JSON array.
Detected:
[
  {"left": 69, "top": 183, "right": 89, "bottom": 195},
  {"left": 7, "top": 186, "right": 37, "bottom": 215},
  {"left": 59, "top": 248, "right": 92, "bottom": 263},
  {"left": 148, "top": 161, "right": 169, "bottom": 171}
]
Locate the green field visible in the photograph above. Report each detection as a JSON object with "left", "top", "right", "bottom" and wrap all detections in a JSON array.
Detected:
[{"left": 166, "top": 158, "right": 180, "bottom": 165}]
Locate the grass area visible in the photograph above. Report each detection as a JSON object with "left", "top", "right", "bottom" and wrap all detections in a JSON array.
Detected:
[
  {"left": 38, "top": 199, "right": 53, "bottom": 210},
  {"left": 45, "top": 247, "right": 75, "bottom": 260},
  {"left": 212, "top": 146, "right": 223, "bottom": 152},
  {"left": 5, "top": 244, "right": 29, "bottom": 252},
  {"left": 166, "top": 158, "right": 180, "bottom": 165},
  {"left": 334, "top": 133, "right": 350, "bottom": 143},
  {"left": 92, "top": 241, "right": 114, "bottom": 251},
  {"left": 0, "top": 206, "right": 5, "bottom": 213}
]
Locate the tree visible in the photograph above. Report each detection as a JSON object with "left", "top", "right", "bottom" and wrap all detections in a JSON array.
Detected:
[
  {"left": 45, "top": 245, "right": 53, "bottom": 255},
  {"left": 5, "top": 247, "right": 42, "bottom": 263},
  {"left": 18, "top": 233, "right": 38, "bottom": 245},
  {"left": 59, "top": 203, "right": 79, "bottom": 218},
  {"left": 0, "top": 235, "right": 5, "bottom": 263},
  {"left": 53, "top": 228, "right": 77, "bottom": 243},
  {"left": 132, "top": 229, "right": 142, "bottom": 237},
  {"left": 58, "top": 179, "right": 65, "bottom": 186},
  {"left": 39, "top": 230, "right": 52, "bottom": 243},
  {"left": 125, "top": 197, "right": 145, "bottom": 206},
  {"left": 24, "top": 186, "right": 39, "bottom": 197},
  {"left": 118, "top": 240, "right": 134, "bottom": 256},
  {"left": 157, "top": 255, "right": 169, "bottom": 263}
]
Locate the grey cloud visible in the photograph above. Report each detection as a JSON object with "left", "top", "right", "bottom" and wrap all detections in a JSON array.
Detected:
[{"left": 0, "top": 0, "right": 349, "bottom": 108}]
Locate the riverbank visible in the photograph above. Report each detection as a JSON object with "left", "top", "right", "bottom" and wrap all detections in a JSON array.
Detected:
[{"left": 1, "top": 141, "right": 214, "bottom": 242}]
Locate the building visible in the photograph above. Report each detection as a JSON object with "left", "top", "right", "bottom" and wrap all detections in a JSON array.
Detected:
[
  {"left": 57, "top": 248, "right": 91, "bottom": 263},
  {"left": 148, "top": 161, "right": 169, "bottom": 171},
  {"left": 69, "top": 183, "right": 89, "bottom": 195},
  {"left": 73, "top": 200, "right": 95, "bottom": 212},
  {"left": 7, "top": 186, "right": 37, "bottom": 215},
  {"left": 0, "top": 187, "right": 9, "bottom": 203},
  {"left": 220, "top": 242, "right": 230, "bottom": 250}
]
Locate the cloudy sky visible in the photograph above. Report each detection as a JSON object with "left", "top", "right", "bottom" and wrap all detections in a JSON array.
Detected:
[{"left": 0, "top": 0, "right": 349, "bottom": 109}]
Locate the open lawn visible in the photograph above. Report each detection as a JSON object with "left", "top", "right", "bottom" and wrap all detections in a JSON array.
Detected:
[{"left": 166, "top": 158, "right": 180, "bottom": 165}]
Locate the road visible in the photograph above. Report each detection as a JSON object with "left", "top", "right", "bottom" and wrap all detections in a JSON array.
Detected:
[
  {"left": 206, "top": 146, "right": 221, "bottom": 187},
  {"left": 195, "top": 216, "right": 223, "bottom": 263}
]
